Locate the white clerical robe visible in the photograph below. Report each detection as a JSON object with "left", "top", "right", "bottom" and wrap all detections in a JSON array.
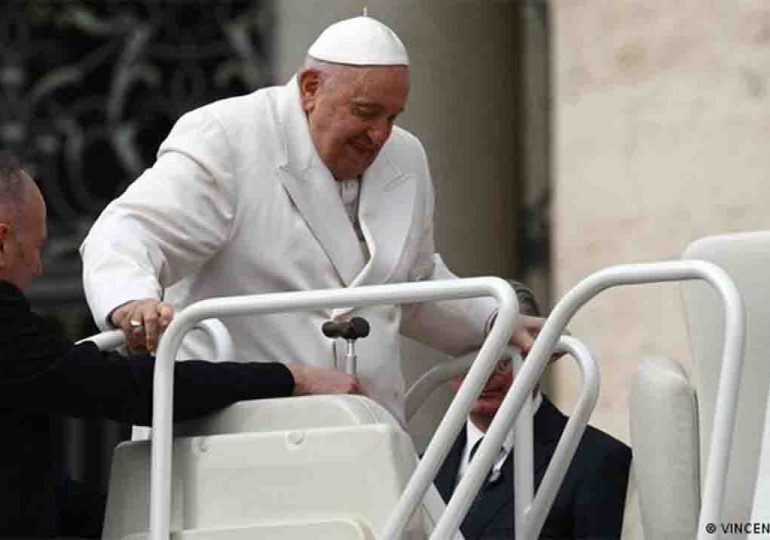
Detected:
[{"left": 80, "top": 77, "right": 497, "bottom": 418}]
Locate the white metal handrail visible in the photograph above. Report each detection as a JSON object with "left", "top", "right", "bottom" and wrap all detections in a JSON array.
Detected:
[
  {"left": 401, "top": 338, "right": 599, "bottom": 539},
  {"left": 149, "top": 277, "right": 519, "bottom": 540},
  {"left": 750, "top": 375, "right": 770, "bottom": 524},
  {"left": 518, "top": 335, "right": 598, "bottom": 537},
  {"left": 77, "top": 328, "right": 124, "bottom": 350},
  {"left": 402, "top": 352, "right": 476, "bottom": 424},
  {"left": 77, "top": 318, "right": 236, "bottom": 362},
  {"left": 429, "top": 260, "right": 745, "bottom": 540}
]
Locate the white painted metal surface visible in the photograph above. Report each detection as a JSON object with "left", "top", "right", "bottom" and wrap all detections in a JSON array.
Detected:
[
  {"left": 429, "top": 261, "right": 744, "bottom": 540},
  {"left": 77, "top": 318, "right": 235, "bottom": 362},
  {"left": 750, "top": 379, "right": 770, "bottom": 527},
  {"left": 93, "top": 261, "right": 742, "bottom": 540},
  {"left": 77, "top": 328, "right": 124, "bottom": 350},
  {"left": 520, "top": 336, "right": 599, "bottom": 537},
  {"left": 150, "top": 278, "right": 519, "bottom": 540},
  {"left": 402, "top": 352, "right": 476, "bottom": 424}
]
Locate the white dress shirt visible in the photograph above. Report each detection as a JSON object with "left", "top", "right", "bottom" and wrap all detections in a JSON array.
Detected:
[
  {"left": 337, "top": 177, "right": 369, "bottom": 259},
  {"left": 456, "top": 392, "right": 543, "bottom": 486}
]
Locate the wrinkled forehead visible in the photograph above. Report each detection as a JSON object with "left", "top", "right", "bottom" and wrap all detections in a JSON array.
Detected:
[{"left": 336, "top": 65, "right": 410, "bottom": 106}]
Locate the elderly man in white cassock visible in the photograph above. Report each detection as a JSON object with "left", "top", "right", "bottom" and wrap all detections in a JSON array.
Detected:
[{"left": 81, "top": 16, "right": 544, "bottom": 419}]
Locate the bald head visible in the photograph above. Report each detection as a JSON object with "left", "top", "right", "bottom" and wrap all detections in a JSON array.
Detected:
[
  {"left": 0, "top": 154, "right": 28, "bottom": 221},
  {"left": 0, "top": 155, "right": 46, "bottom": 289}
]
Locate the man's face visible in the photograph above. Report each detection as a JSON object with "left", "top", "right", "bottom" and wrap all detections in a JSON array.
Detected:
[
  {"left": 299, "top": 64, "right": 409, "bottom": 180},
  {"left": 448, "top": 358, "right": 514, "bottom": 419},
  {"left": 0, "top": 176, "right": 47, "bottom": 289}
]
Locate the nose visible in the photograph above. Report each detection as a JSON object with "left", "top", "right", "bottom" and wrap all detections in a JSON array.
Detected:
[
  {"left": 34, "top": 257, "right": 43, "bottom": 276},
  {"left": 367, "top": 118, "right": 392, "bottom": 147}
]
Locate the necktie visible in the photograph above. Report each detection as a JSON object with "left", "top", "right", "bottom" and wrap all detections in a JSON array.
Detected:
[
  {"left": 468, "top": 437, "right": 503, "bottom": 485},
  {"left": 469, "top": 437, "right": 484, "bottom": 461}
]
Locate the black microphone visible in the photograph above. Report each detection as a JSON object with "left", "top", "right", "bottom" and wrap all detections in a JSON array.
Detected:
[
  {"left": 347, "top": 317, "right": 370, "bottom": 339},
  {"left": 321, "top": 317, "right": 370, "bottom": 340},
  {"left": 322, "top": 320, "right": 346, "bottom": 339}
]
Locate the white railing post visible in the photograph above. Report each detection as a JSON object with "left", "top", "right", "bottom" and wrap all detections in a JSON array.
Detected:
[
  {"left": 148, "top": 278, "right": 519, "bottom": 540},
  {"left": 430, "top": 261, "right": 744, "bottom": 540},
  {"left": 140, "top": 261, "right": 743, "bottom": 540}
]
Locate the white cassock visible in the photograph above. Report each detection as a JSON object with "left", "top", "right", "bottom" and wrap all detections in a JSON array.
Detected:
[{"left": 80, "top": 77, "right": 497, "bottom": 419}]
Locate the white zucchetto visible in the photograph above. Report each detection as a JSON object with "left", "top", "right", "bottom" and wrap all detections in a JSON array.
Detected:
[{"left": 307, "top": 16, "right": 409, "bottom": 66}]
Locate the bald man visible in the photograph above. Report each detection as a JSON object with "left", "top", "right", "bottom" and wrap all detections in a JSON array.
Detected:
[
  {"left": 81, "top": 16, "right": 543, "bottom": 420},
  {"left": 0, "top": 155, "right": 361, "bottom": 537}
]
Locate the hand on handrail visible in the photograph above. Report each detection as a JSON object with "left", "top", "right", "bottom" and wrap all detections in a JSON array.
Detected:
[{"left": 109, "top": 298, "right": 175, "bottom": 353}]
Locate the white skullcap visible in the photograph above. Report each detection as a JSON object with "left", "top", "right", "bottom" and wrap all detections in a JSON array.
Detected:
[{"left": 307, "top": 16, "right": 409, "bottom": 66}]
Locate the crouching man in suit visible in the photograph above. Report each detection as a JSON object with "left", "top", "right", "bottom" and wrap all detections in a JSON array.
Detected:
[{"left": 434, "top": 291, "right": 631, "bottom": 539}]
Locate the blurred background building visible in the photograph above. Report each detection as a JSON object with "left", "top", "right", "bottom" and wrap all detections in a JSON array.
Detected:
[
  {"left": 2, "top": 0, "right": 768, "bottom": 503},
  {"left": 1, "top": 0, "right": 276, "bottom": 490}
]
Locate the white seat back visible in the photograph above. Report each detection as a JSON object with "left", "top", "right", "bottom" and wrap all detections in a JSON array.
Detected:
[
  {"left": 630, "top": 356, "right": 700, "bottom": 538},
  {"left": 751, "top": 374, "right": 770, "bottom": 523},
  {"left": 103, "top": 395, "right": 433, "bottom": 540},
  {"left": 682, "top": 232, "right": 770, "bottom": 524}
]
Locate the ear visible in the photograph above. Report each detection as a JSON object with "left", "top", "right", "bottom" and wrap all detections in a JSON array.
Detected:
[{"left": 298, "top": 68, "right": 322, "bottom": 114}]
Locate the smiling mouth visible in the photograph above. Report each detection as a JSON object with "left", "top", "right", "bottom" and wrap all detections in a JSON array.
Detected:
[{"left": 350, "top": 140, "right": 377, "bottom": 156}]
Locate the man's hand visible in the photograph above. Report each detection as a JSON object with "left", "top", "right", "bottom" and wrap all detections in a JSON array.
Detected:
[
  {"left": 510, "top": 314, "right": 545, "bottom": 354},
  {"left": 510, "top": 313, "right": 568, "bottom": 362},
  {"left": 110, "top": 299, "right": 175, "bottom": 353},
  {"left": 287, "top": 364, "right": 365, "bottom": 396}
]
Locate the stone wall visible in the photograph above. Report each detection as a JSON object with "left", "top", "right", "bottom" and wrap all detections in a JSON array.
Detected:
[{"left": 551, "top": 0, "right": 770, "bottom": 442}]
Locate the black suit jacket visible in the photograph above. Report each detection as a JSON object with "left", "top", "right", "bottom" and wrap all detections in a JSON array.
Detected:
[
  {"left": 0, "top": 280, "right": 295, "bottom": 537},
  {"left": 434, "top": 398, "right": 631, "bottom": 539}
]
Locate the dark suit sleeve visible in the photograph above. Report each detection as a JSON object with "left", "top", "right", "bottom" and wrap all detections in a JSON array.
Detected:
[
  {"left": 0, "top": 284, "right": 295, "bottom": 424},
  {"left": 1, "top": 342, "right": 295, "bottom": 425},
  {"left": 572, "top": 442, "right": 632, "bottom": 539}
]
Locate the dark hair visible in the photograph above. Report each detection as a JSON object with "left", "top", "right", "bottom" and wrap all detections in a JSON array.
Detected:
[{"left": 0, "top": 153, "right": 27, "bottom": 207}]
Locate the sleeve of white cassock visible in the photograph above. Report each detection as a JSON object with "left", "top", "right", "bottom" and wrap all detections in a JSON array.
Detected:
[
  {"left": 399, "top": 146, "right": 498, "bottom": 356},
  {"left": 80, "top": 108, "right": 236, "bottom": 329}
]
